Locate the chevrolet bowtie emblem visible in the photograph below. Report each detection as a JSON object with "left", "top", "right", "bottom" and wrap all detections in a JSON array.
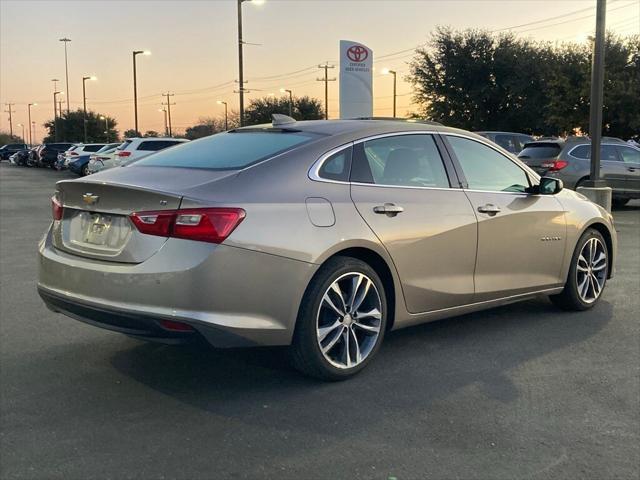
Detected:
[{"left": 82, "top": 193, "right": 99, "bottom": 205}]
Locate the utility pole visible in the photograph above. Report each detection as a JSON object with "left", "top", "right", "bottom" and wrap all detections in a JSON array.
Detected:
[
  {"left": 280, "top": 88, "right": 293, "bottom": 117},
  {"left": 162, "top": 92, "right": 175, "bottom": 137},
  {"left": 217, "top": 101, "right": 228, "bottom": 130},
  {"left": 580, "top": 0, "right": 611, "bottom": 211},
  {"left": 59, "top": 38, "right": 71, "bottom": 113},
  {"left": 159, "top": 108, "right": 168, "bottom": 136},
  {"left": 237, "top": 0, "right": 245, "bottom": 126},
  {"left": 82, "top": 76, "right": 97, "bottom": 143},
  {"left": 317, "top": 63, "right": 336, "bottom": 120},
  {"left": 4, "top": 103, "right": 14, "bottom": 137},
  {"left": 27, "top": 103, "right": 37, "bottom": 147}
]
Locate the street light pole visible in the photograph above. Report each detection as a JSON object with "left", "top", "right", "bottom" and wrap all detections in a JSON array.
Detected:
[
  {"left": 31, "top": 121, "right": 36, "bottom": 146},
  {"left": 82, "top": 75, "right": 97, "bottom": 143},
  {"left": 217, "top": 101, "right": 228, "bottom": 130},
  {"left": 382, "top": 68, "right": 398, "bottom": 117},
  {"left": 132, "top": 50, "right": 150, "bottom": 134},
  {"left": 59, "top": 38, "right": 71, "bottom": 113},
  {"left": 280, "top": 88, "right": 293, "bottom": 117},
  {"left": 100, "top": 116, "right": 109, "bottom": 142},
  {"left": 27, "top": 103, "right": 36, "bottom": 147},
  {"left": 18, "top": 123, "right": 25, "bottom": 143},
  {"left": 53, "top": 92, "right": 62, "bottom": 141},
  {"left": 158, "top": 109, "right": 168, "bottom": 136},
  {"left": 317, "top": 63, "right": 336, "bottom": 120},
  {"left": 4, "top": 103, "right": 14, "bottom": 137},
  {"left": 237, "top": 0, "right": 245, "bottom": 126}
]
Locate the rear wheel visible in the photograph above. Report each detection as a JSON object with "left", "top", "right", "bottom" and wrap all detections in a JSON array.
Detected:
[
  {"left": 550, "top": 228, "right": 608, "bottom": 311},
  {"left": 81, "top": 164, "right": 89, "bottom": 176},
  {"left": 291, "top": 256, "right": 387, "bottom": 381}
]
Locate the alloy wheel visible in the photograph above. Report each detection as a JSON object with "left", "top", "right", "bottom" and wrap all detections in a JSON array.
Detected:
[
  {"left": 316, "top": 272, "right": 383, "bottom": 369},
  {"left": 576, "top": 237, "right": 607, "bottom": 304}
]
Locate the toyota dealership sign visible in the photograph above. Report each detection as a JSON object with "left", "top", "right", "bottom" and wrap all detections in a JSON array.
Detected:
[{"left": 339, "top": 40, "right": 373, "bottom": 119}]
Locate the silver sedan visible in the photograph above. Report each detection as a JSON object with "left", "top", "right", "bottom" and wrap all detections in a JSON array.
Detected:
[{"left": 38, "top": 118, "right": 616, "bottom": 380}]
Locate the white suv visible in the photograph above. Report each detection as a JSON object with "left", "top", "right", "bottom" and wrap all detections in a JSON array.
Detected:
[
  {"left": 61, "top": 143, "right": 108, "bottom": 166},
  {"left": 115, "top": 137, "right": 189, "bottom": 165}
]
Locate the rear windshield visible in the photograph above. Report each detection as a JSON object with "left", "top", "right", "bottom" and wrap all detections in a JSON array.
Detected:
[
  {"left": 518, "top": 143, "right": 562, "bottom": 159},
  {"left": 117, "top": 140, "right": 132, "bottom": 151},
  {"left": 133, "top": 130, "right": 320, "bottom": 170}
]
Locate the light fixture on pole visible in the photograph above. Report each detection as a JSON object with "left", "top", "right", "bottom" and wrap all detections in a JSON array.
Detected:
[
  {"left": 161, "top": 92, "right": 175, "bottom": 137},
  {"left": 158, "top": 108, "right": 168, "bottom": 136},
  {"left": 27, "top": 103, "right": 37, "bottom": 147},
  {"left": 237, "top": 0, "right": 265, "bottom": 127},
  {"left": 82, "top": 76, "right": 97, "bottom": 143},
  {"left": 217, "top": 100, "right": 228, "bottom": 131},
  {"left": 132, "top": 50, "right": 151, "bottom": 134},
  {"left": 280, "top": 88, "right": 293, "bottom": 117},
  {"left": 31, "top": 121, "right": 36, "bottom": 146},
  {"left": 99, "top": 115, "right": 109, "bottom": 142},
  {"left": 59, "top": 38, "right": 71, "bottom": 113},
  {"left": 381, "top": 68, "right": 397, "bottom": 118},
  {"left": 17, "top": 123, "right": 25, "bottom": 143}
]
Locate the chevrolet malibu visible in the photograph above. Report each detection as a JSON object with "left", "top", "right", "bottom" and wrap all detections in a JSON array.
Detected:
[{"left": 38, "top": 118, "right": 616, "bottom": 380}]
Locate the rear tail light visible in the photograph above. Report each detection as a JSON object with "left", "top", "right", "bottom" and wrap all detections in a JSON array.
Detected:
[
  {"left": 541, "top": 160, "right": 568, "bottom": 171},
  {"left": 129, "top": 207, "right": 245, "bottom": 244},
  {"left": 51, "top": 195, "right": 63, "bottom": 221},
  {"left": 117, "top": 151, "right": 131, "bottom": 157},
  {"left": 70, "top": 151, "right": 79, "bottom": 156},
  {"left": 159, "top": 319, "right": 195, "bottom": 332}
]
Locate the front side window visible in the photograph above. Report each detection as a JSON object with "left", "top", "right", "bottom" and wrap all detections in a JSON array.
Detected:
[
  {"left": 617, "top": 146, "right": 640, "bottom": 164},
  {"left": 447, "top": 136, "right": 530, "bottom": 193},
  {"left": 134, "top": 131, "right": 319, "bottom": 170},
  {"left": 351, "top": 134, "right": 450, "bottom": 188}
]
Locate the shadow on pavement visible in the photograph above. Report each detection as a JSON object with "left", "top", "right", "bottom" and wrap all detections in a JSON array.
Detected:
[{"left": 110, "top": 297, "right": 613, "bottom": 435}]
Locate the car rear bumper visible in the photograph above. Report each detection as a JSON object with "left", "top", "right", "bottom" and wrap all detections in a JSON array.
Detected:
[{"left": 38, "top": 227, "right": 316, "bottom": 347}]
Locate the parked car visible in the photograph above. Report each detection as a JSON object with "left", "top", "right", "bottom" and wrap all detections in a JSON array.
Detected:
[
  {"left": 115, "top": 137, "right": 189, "bottom": 165},
  {"left": 518, "top": 137, "right": 640, "bottom": 207},
  {"left": 8, "top": 149, "right": 30, "bottom": 166},
  {"left": 0, "top": 143, "right": 28, "bottom": 160},
  {"left": 37, "top": 143, "right": 75, "bottom": 168},
  {"left": 475, "top": 131, "right": 534, "bottom": 154},
  {"left": 86, "top": 145, "right": 121, "bottom": 174},
  {"left": 27, "top": 145, "right": 43, "bottom": 167},
  {"left": 38, "top": 118, "right": 616, "bottom": 380},
  {"left": 68, "top": 144, "right": 119, "bottom": 176}
]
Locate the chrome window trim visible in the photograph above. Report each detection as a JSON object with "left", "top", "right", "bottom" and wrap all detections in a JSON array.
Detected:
[{"left": 308, "top": 142, "right": 354, "bottom": 184}]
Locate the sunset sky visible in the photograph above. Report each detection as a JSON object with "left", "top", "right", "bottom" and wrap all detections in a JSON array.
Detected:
[{"left": 1, "top": 0, "right": 639, "bottom": 141}]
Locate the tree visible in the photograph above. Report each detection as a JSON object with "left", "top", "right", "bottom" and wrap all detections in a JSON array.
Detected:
[
  {"left": 408, "top": 28, "right": 640, "bottom": 137},
  {"left": 143, "top": 130, "right": 160, "bottom": 137},
  {"left": 244, "top": 95, "right": 323, "bottom": 126},
  {"left": 184, "top": 113, "right": 240, "bottom": 140},
  {"left": 123, "top": 129, "right": 141, "bottom": 139},
  {"left": 43, "top": 109, "right": 118, "bottom": 143},
  {"left": 0, "top": 131, "right": 24, "bottom": 145}
]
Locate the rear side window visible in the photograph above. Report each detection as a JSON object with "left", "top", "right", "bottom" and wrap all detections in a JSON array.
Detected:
[
  {"left": 83, "top": 145, "right": 103, "bottom": 152},
  {"left": 138, "top": 141, "right": 169, "bottom": 152},
  {"left": 117, "top": 140, "right": 132, "bottom": 151},
  {"left": 495, "top": 135, "right": 518, "bottom": 153},
  {"left": 518, "top": 143, "right": 562, "bottom": 159},
  {"left": 352, "top": 134, "right": 450, "bottom": 188},
  {"left": 318, "top": 147, "right": 352, "bottom": 181},
  {"left": 570, "top": 145, "right": 620, "bottom": 161},
  {"left": 134, "top": 131, "right": 319, "bottom": 170}
]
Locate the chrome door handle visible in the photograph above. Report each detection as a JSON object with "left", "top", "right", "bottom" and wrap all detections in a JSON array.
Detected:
[
  {"left": 373, "top": 203, "right": 404, "bottom": 217},
  {"left": 628, "top": 167, "right": 637, "bottom": 172},
  {"left": 477, "top": 204, "right": 501, "bottom": 215}
]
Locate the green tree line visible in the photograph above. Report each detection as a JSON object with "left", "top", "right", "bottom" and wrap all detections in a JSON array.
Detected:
[{"left": 409, "top": 28, "right": 640, "bottom": 138}]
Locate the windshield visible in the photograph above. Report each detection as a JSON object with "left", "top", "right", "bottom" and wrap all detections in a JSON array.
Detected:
[{"left": 133, "top": 130, "right": 321, "bottom": 170}]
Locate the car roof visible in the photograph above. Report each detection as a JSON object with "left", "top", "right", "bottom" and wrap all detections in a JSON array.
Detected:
[{"left": 475, "top": 131, "right": 533, "bottom": 136}]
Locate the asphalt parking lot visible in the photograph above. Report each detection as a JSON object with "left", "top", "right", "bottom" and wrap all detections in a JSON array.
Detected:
[{"left": 0, "top": 161, "right": 638, "bottom": 480}]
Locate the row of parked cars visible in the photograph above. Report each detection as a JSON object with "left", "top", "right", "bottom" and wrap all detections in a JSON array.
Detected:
[{"left": 2, "top": 138, "right": 188, "bottom": 176}]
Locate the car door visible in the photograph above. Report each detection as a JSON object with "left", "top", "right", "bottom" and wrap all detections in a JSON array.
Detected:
[
  {"left": 600, "top": 144, "right": 628, "bottom": 192},
  {"left": 442, "top": 134, "right": 566, "bottom": 302},
  {"left": 349, "top": 133, "right": 478, "bottom": 313},
  {"left": 616, "top": 145, "right": 640, "bottom": 195}
]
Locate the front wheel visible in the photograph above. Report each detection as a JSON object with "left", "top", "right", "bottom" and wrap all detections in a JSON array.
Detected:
[
  {"left": 291, "top": 257, "right": 387, "bottom": 381},
  {"left": 550, "top": 228, "right": 608, "bottom": 311}
]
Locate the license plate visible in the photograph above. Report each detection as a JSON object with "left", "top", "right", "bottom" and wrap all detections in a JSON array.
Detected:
[{"left": 81, "top": 213, "right": 113, "bottom": 245}]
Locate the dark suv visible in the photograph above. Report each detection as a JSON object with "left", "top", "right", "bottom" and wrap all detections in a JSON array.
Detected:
[
  {"left": 518, "top": 137, "right": 640, "bottom": 207},
  {"left": 37, "top": 143, "right": 75, "bottom": 168},
  {"left": 0, "top": 143, "right": 28, "bottom": 160}
]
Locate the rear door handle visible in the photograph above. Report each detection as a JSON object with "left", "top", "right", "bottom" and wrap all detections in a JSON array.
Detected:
[
  {"left": 477, "top": 204, "right": 501, "bottom": 215},
  {"left": 373, "top": 203, "right": 404, "bottom": 217},
  {"left": 628, "top": 167, "right": 637, "bottom": 172}
]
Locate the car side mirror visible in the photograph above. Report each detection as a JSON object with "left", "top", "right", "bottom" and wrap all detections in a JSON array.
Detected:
[{"left": 537, "top": 176, "right": 563, "bottom": 195}]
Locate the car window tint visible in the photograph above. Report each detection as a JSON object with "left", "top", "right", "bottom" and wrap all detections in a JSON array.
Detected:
[
  {"left": 447, "top": 136, "right": 530, "bottom": 193},
  {"left": 354, "top": 134, "right": 450, "bottom": 188},
  {"left": 495, "top": 134, "right": 518, "bottom": 153},
  {"left": 518, "top": 143, "right": 562, "bottom": 159},
  {"left": 135, "top": 131, "right": 319, "bottom": 170},
  {"left": 318, "top": 147, "right": 352, "bottom": 181},
  {"left": 83, "top": 145, "right": 103, "bottom": 152},
  {"left": 137, "top": 141, "right": 165, "bottom": 151},
  {"left": 617, "top": 146, "right": 640, "bottom": 164},
  {"left": 601, "top": 145, "right": 620, "bottom": 161}
]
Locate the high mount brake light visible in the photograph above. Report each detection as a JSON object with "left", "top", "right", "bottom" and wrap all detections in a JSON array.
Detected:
[{"left": 129, "top": 208, "right": 245, "bottom": 244}]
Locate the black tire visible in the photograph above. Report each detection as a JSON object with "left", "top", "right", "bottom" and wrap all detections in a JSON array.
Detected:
[
  {"left": 290, "top": 256, "right": 387, "bottom": 381},
  {"left": 81, "top": 164, "right": 89, "bottom": 176},
  {"left": 550, "top": 228, "right": 608, "bottom": 311},
  {"left": 612, "top": 198, "right": 629, "bottom": 208}
]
